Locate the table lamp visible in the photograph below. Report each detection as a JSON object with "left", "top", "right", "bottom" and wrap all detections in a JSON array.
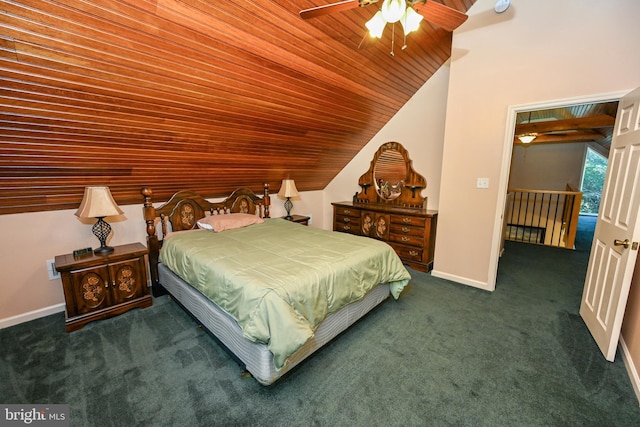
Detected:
[
  {"left": 277, "top": 179, "right": 299, "bottom": 220},
  {"left": 75, "top": 187, "right": 123, "bottom": 254}
]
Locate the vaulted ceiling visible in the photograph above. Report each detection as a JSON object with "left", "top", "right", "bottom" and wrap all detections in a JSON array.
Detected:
[{"left": 0, "top": 0, "right": 477, "bottom": 214}]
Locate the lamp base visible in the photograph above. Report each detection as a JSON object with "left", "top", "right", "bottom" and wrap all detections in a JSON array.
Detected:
[
  {"left": 92, "top": 217, "right": 114, "bottom": 256},
  {"left": 93, "top": 245, "right": 114, "bottom": 255},
  {"left": 284, "top": 197, "right": 293, "bottom": 221}
]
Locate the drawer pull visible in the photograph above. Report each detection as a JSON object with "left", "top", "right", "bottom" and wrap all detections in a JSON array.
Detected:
[
  {"left": 402, "top": 227, "right": 410, "bottom": 233},
  {"left": 401, "top": 236, "right": 409, "bottom": 242},
  {"left": 344, "top": 209, "right": 351, "bottom": 215},
  {"left": 402, "top": 217, "right": 411, "bottom": 223},
  {"left": 343, "top": 218, "right": 350, "bottom": 223},
  {"left": 409, "top": 250, "right": 419, "bottom": 256},
  {"left": 343, "top": 225, "right": 351, "bottom": 231}
]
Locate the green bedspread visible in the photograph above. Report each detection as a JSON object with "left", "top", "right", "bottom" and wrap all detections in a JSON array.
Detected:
[{"left": 159, "top": 218, "right": 411, "bottom": 370}]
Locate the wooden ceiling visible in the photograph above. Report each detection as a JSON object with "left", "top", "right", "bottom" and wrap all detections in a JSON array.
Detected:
[
  {"left": 514, "top": 102, "right": 618, "bottom": 153},
  {"left": 0, "top": 0, "right": 476, "bottom": 215}
]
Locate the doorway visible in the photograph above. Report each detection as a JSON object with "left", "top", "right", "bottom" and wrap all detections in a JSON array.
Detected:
[
  {"left": 489, "top": 91, "right": 628, "bottom": 290},
  {"left": 505, "top": 101, "right": 616, "bottom": 250}
]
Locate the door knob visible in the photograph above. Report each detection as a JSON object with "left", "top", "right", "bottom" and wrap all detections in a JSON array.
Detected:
[{"left": 614, "top": 239, "right": 630, "bottom": 249}]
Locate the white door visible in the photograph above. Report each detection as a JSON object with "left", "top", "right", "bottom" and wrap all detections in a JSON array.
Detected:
[{"left": 580, "top": 87, "right": 640, "bottom": 361}]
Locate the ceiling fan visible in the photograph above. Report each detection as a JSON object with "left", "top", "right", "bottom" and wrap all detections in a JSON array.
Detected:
[{"left": 299, "top": 0, "right": 469, "bottom": 33}]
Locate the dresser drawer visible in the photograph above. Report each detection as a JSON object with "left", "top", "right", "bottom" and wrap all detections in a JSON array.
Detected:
[
  {"left": 335, "top": 214, "right": 360, "bottom": 228},
  {"left": 390, "top": 214, "right": 426, "bottom": 227},
  {"left": 335, "top": 222, "right": 360, "bottom": 234},
  {"left": 388, "top": 243, "right": 423, "bottom": 262},
  {"left": 335, "top": 206, "right": 360, "bottom": 218},
  {"left": 388, "top": 233, "right": 424, "bottom": 247}
]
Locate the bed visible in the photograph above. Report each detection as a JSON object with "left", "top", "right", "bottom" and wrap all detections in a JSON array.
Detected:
[{"left": 141, "top": 185, "right": 411, "bottom": 385}]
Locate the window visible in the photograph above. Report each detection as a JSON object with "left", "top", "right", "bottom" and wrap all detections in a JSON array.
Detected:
[{"left": 580, "top": 148, "right": 608, "bottom": 215}]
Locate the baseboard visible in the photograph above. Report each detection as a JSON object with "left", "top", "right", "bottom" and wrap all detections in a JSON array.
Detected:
[
  {"left": 620, "top": 337, "right": 640, "bottom": 406},
  {"left": 0, "top": 303, "right": 65, "bottom": 330},
  {"left": 430, "top": 269, "right": 493, "bottom": 292}
]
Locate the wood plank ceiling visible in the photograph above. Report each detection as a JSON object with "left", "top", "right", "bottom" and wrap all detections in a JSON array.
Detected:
[
  {"left": 514, "top": 101, "right": 618, "bottom": 154},
  {"left": 0, "top": 0, "right": 476, "bottom": 214}
]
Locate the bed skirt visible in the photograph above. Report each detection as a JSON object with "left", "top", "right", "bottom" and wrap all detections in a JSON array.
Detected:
[{"left": 158, "top": 264, "right": 391, "bottom": 385}]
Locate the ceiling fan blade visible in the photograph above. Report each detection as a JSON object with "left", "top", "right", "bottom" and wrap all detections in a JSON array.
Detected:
[
  {"left": 300, "top": 0, "right": 377, "bottom": 19},
  {"left": 413, "top": 1, "right": 468, "bottom": 31},
  {"left": 300, "top": 0, "right": 360, "bottom": 19}
]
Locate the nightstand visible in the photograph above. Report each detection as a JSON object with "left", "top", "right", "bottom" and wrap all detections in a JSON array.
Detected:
[
  {"left": 283, "top": 214, "right": 310, "bottom": 225},
  {"left": 55, "top": 242, "right": 152, "bottom": 332}
]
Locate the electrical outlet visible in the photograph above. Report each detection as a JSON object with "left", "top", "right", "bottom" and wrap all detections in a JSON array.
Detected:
[
  {"left": 306, "top": 214, "right": 312, "bottom": 225},
  {"left": 46, "top": 259, "right": 60, "bottom": 280}
]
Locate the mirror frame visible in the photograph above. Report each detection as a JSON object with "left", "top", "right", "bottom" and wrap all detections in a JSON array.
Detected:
[{"left": 355, "top": 142, "right": 427, "bottom": 209}]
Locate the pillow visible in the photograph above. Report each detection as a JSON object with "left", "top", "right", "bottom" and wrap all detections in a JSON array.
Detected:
[
  {"left": 164, "top": 229, "right": 200, "bottom": 240},
  {"left": 196, "top": 213, "right": 264, "bottom": 232}
]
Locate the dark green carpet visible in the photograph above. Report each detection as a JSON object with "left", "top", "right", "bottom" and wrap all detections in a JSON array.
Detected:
[{"left": 2, "top": 216, "right": 639, "bottom": 426}]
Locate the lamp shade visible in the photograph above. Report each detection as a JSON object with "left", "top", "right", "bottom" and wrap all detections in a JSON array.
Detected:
[
  {"left": 277, "top": 179, "right": 300, "bottom": 199},
  {"left": 75, "top": 187, "right": 123, "bottom": 218}
]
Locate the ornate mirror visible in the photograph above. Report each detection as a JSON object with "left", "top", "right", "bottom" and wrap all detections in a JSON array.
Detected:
[
  {"left": 355, "top": 142, "right": 427, "bottom": 209},
  {"left": 373, "top": 148, "right": 407, "bottom": 200}
]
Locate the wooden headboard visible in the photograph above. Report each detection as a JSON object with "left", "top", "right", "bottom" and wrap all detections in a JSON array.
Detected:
[{"left": 141, "top": 184, "right": 270, "bottom": 296}]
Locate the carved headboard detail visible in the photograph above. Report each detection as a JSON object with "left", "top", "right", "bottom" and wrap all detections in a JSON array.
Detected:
[{"left": 140, "top": 184, "right": 270, "bottom": 295}]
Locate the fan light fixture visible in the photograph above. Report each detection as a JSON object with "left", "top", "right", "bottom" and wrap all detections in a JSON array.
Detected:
[
  {"left": 365, "top": 0, "right": 424, "bottom": 54},
  {"left": 517, "top": 111, "right": 537, "bottom": 144},
  {"left": 381, "top": 0, "right": 405, "bottom": 22},
  {"left": 518, "top": 134, "right": 537, "bottom": 144}
]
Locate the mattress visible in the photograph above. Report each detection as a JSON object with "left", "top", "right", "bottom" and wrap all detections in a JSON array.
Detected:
[
  {"left": 159, "top": 219, "right": 410, "bottom": 370},
  {"left": 158, "top": 263, "right": 391, "bottom": 385}
]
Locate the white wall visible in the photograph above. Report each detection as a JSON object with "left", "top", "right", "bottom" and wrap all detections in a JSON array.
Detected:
[
  {"left": 434, "top": 0, "right": 640, "bottom": 289},
  {"left": 324, "top": 64, "right": 450, "bottom": 222},
  {"left": 509, "top": 143, "right": 587, "bottom": 190}
]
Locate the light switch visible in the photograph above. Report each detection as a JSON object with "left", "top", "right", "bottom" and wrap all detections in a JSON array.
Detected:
[{"left": 477, "top": 178, "right": 489, "bottom": 189}]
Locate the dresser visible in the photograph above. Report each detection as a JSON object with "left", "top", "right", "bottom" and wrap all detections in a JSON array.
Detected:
[
  {"left": 332, "top": 141, "right": 437, "bottom": 272},
  {"left": 332, "top": 202, "right": 437, "bottom": 272}
]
